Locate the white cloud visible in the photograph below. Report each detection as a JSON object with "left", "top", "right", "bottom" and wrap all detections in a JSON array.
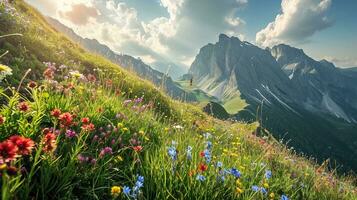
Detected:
[
  {"left": 324, "top": 56, "right": 357, "bottom": 68},
  {"left": 256, "top": 0, "right": 332, "bottom": 47},
  {"left": 26, "top": 0, "right": 248, "bottom": 73}
]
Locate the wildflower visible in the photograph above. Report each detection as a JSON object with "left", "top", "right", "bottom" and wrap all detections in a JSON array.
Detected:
[
  {"left": 236, "top": 187, "right": 244, "bottom": 194},
  {"left": 281, "top": 195, "right": 289, "bottom": 200},
  {"left": 269, "top": 193, "right": 275, "bottom": 199},
  {"left": 9, "top": 135, "right": 35, "bottom": 155},
  {"left": 82, "top": 123, "right": 95, "bottom": 132},
  {"left": 51, "top": 108, "right": 61, "bottom": 118},
  {"left": 123, "top": 100, "right": 132, "bottom": 106},
  {"left": 252, "top": 185, "right": 260, "bottom": 192},
  {"left": 27, "top": 81, "right": 37, "bottom": 88},
  {"left": 0, "top": 164, "right": 6, "bottom": 170},
  {"left": 0, "top": 115, "right": 5, "bottom": 125},
  {"left": 167, "top": 146, "right": 177, "bottom": 161},
  {"left": 111, "top": 186, "right": 121, "bottom": 197},
  {"left": 186, "top": 146, "right": 192, "bottom": 160},
  {"left": 173, "top": 125, "right": 183, "bottom": 130},
  {"left": 43, "top": 66, "right": 55, "bottom": 79},
  {"left": 203, "top": 132, "right": 211, "bottom": 139},
  {"left": 87, "top": 74, "right": 96, "bottom": 82},
  {"left": 206, "top": 141, "right": 212, "bottom": 150},
  {"left": 264, "top": 182, "right": 269, "bottom": 188},
  {"left": 133, "top": 146, "right": 143, "bottom": 152},
  {"left": 198, "top": 163, "right": 208, "bottom": 172},
  {"left": 265, "top": 170, "right": 272, "bottom": 179},
  {"left": 18, "top": 102, "right": 30, "bottom": 112},
  {"left": 123, "top": 186, "right": 131, "bottom": 196},
  {"left": 0, "top": 140, "right": 18, "bottom": 163},
  {"left": 42, "top": 132, "right": 57, "bottom": 152},
  {"left": 81, "top": 117, "right": 90, "bottom": 124},
  {"left": 0, "top": 64, "right": 12, "bottom": 81},
  {"left": 216, "top": 161, "right": 223, "bottom": 168},
  {"left": 236, "top": 179, "right": 242, "bottom": 187},
  {"left": 230, "top": 168, "right": 241, "bottom": 178},
  {"left": 59, "top": 112, "right": 73, "bottom": 127},
  {"left": 116, "top": 155, "right": 123, "bottom": 162},
  {"left": 101, "top": 147, "right": 113, "bottom": 156},
  {"left": 196, "top": 174, "right": 205, "bottom": 182},
  {"left": 69, "top": 70, "right": 84, "bottom": 79},
  {"left": 65, "top": 129, "right": 77, "bottom": 138},
  {"left": 261, "top": 187, "right": 267, "bottom": 195}
]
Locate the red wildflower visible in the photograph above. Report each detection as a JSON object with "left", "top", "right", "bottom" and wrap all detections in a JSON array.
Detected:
[
  {"left": 9, "top": 135, "right": 35, "bottom": 156},
  {"left": 58, "top": 112, "right": 73, "bottom": 127},
  {"left": 0, "top": 140, "right": 18, "bottom": 163},
  {"left": 27, "top": 81, "right": 37, "bottom": 88},
  {"left": 0, "top": 115, "right": 5, "bottom": 125},
  {"left": 133, "top": 146, "right": 143, "bottom": 152},
  {"left": 43, "top": 68, "right": 54, "bottom": 79},
  {"left": 199, "top": 151, "right": 205, "bottom": 157},
  {"left": 198, "top": 163, "right": 208, "bottom": 172},
  {"left": 51, "top": 108, "right": 61, "bottom": 118},
  {"left": 82, "top": 123, "right": 95, "bottom": 132},
  {"left": 18, "top": 102, "right": 30, "bottom": 112},
  {"left": 87, "top": 74, "right": 96, "bottom": 82},
  {"left": 42, "top": 133, "right": 57, "bottom": 153},
  {"left": 106, "top": 79, "right": 113, "bottom": 86},
  {"left": 81, "top": 117, "right": 90, "bottom": 124}
]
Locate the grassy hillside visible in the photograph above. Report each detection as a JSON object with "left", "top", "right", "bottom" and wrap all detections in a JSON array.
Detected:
[{"left": 0, "top": 1, "right": 356, "bottom": 200}]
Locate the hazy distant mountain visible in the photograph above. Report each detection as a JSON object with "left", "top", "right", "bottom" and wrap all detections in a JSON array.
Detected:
[
  {"left": 188, "top": 34, "right": 357, "bottom": 171},
  {"left": 46, "top": 17, "right": 195, "bottom": 101}
]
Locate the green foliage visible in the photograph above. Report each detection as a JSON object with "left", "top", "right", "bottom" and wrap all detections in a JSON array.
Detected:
[{"left": 0, "top": 1, "right": 356, "bottom": 200}]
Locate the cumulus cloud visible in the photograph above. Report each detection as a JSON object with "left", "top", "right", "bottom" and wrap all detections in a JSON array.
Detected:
[
  {"left": 61, "top": 3, "right": 99, "bottom": 26},
  {"left": 325, "top": 57, "right": 357, "bottom": 68},
  {"left": 256, "top": 0, "right": 333, "bottom": 47},
  {"left": 26, "top": 0, "right": 248, "bottom": 75}
]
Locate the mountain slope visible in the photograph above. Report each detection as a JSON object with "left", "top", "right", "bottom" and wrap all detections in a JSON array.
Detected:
[
  {"left": 0, "top": 1, "right": 357, "bottom": 200},
  {"left": 189, "top": 34, "right": 357, "bottom": 172},
  {"left": 46, "top": 17, "right": 195, "bottom": 102}
]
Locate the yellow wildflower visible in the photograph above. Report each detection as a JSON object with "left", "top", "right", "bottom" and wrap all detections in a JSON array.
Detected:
[
  {"left": 269, "top": 192, "right": 275, "bottom": 199},
  {"left": 264, "top": 182, "right": 269, "bottom": 188},
  {"left": 236, "top": 187, "right": 244, "bottom": 194},
  {"left": 111, "top": 186, "right": 121, "bottom": 197}
]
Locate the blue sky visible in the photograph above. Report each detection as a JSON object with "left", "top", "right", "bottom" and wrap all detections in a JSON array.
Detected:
[{"left": 26, "top": 0, "right": 357, "bottom": 77}]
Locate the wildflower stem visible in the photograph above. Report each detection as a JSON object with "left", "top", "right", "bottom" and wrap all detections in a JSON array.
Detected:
[
  {"left": 0, "top": 50, "right": 9, "bottom": 59},
  {"left": 0, "top": 33, "right": 23, "bottom": 38},
  {"left": 17, "top": 69, "right": 31, "bottom": 92}
]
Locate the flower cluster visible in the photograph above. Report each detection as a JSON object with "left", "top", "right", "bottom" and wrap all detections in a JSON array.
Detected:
[{"left": 123, "top": 175, "right": 144, "bottom": 199}]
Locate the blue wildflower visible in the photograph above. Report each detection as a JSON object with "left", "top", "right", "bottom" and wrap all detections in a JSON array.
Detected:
[
  {"left": 265, "top": 170, "right": 272, "bottom": 179},
  {"left": 281, "top": 195, "right": 289, "bottom": 200},
  {"left": 167, "top": 146, "right": 177, "bottom": 161},
  {"left": 123, "top": 186, "right": 131, "bottom": 196},
  {"left": 206, "top": 141, "right": 212, "bottom": 150},
  {"left": 196, "top": 174, "right": 206, "bottom": 182},
  {"left": 230, "top": 168, "right": 241, "bottom": 178},
  {"left": 203, "top": 149, "right": 211, "bottom": 163},
  {"left": 252, "top": 185, "right": 260, "bottom": 192},
  {"left": 261, "top": 187, "right": 267, "bottom": 195}
]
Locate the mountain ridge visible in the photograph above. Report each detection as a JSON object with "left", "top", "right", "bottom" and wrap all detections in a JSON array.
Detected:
[{"left": 189, "top": 34, "right": 357, "bottom": 172}]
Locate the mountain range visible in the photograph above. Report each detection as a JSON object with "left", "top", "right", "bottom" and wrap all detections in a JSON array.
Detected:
[
  {"left": 46, "top": 17, "right": 196, "bottom": 102},
  {"left": 188, "top": 34, "right": 357, "bottom": 172}
]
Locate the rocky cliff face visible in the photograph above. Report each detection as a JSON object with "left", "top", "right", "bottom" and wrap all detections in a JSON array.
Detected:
[{"left": 189, "top": 34, "right": 357, "bottom": 172}]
